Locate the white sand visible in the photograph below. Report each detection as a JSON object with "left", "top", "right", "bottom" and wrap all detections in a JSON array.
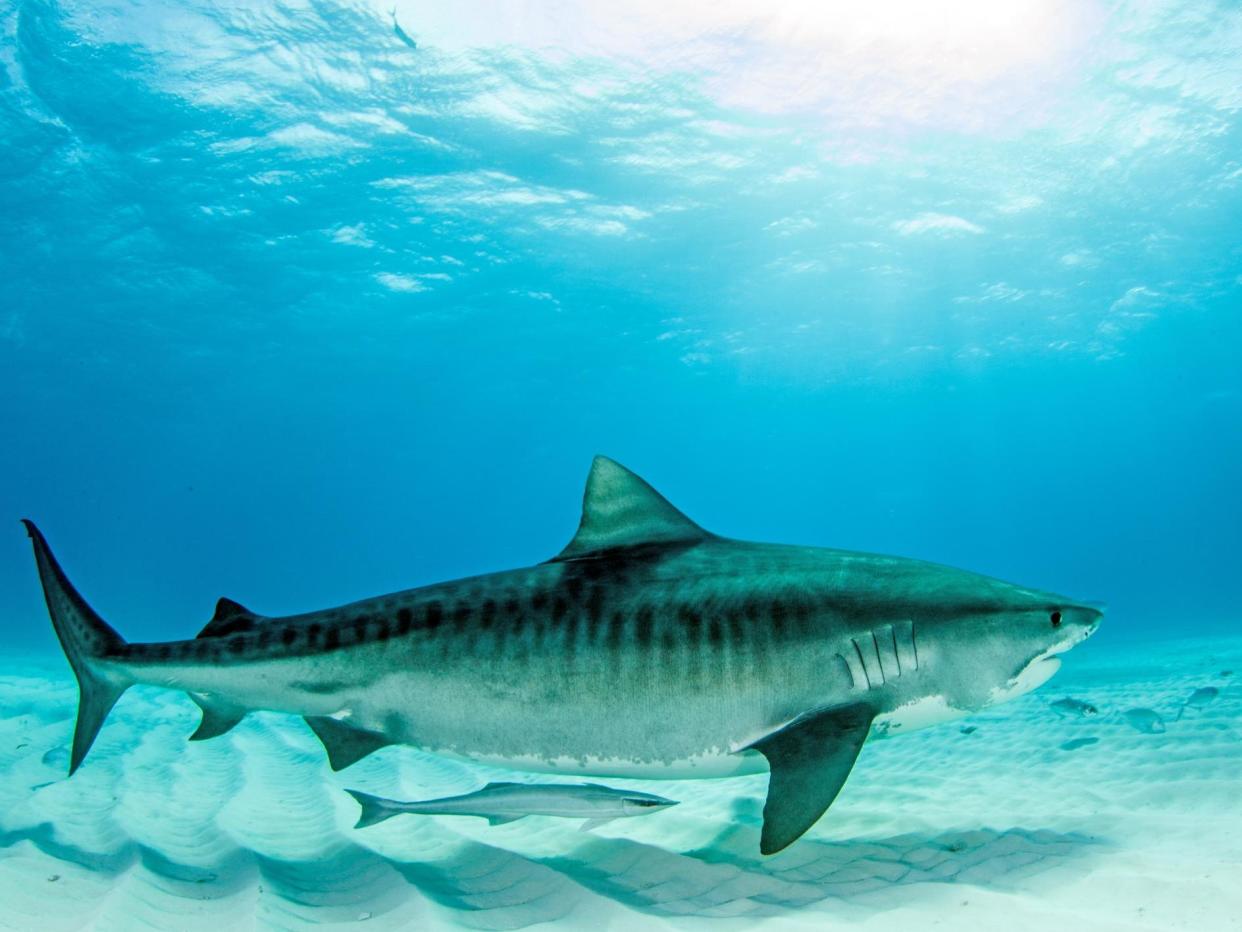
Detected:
[{"left": 1, "top": 635, "right": 1239, "bottom": 931}]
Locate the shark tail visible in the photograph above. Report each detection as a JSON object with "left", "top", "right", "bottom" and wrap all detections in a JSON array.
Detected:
[
  {"left": 22, "top": 520, "right": 134, "bottom": 776},
  {"left": 346, "top": 789, "right": 403, "bottom": 828}
]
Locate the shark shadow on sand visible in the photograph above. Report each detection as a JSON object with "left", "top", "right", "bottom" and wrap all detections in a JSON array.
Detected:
[{"left": 0, "top": 815, "right": 1102, "bottom": 927}]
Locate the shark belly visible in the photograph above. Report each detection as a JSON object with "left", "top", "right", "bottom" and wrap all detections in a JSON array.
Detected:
[{"left": 332, "top": 664, "right": 792, "bottom": 779}]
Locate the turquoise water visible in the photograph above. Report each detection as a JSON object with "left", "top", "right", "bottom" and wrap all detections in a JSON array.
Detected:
[{"left": 2, "top": 1, "right": 1240, "bottom": 928}]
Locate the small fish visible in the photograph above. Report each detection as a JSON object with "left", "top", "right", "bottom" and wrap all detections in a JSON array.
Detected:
[
  {"left": 959, "top": 726, "right": 977, "bottom": 735},
  {"left": 1050, "top": 697, "right": 1098, "bottom": 718},
  {"left": 1060, "top": 737, "right": 1099, "bottom": 751},
  {"left": 1176, "top": 686, "right": 1219, "bottom": 720},
  {"left": 1221, "top": 670, "right": 1233, "bottom": 678},
  {"left": 390, "top": 8, "right": 417, "bottom": 49},
  {"left": 347, "top": 781, "right": 678, "bottom": 831},
  {"left": 1122, "top": 708, "right": 1166, "bottom": 734}
]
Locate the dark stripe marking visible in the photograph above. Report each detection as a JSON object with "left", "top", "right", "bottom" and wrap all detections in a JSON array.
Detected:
[
  {"left": 424, "top": 602, "right": 443, "bottom": 631},
  {"left": 586, "top": 585, "right": 605, "bottom": 626},
  {"left": 678, "top": 605, "right": 702, "bottom": 635},
  {"left": 770, "top": 599, "right": 787, "bottom": 636},
  {"left": 636, "top": 606, "right": 655, "bottom": 646}
]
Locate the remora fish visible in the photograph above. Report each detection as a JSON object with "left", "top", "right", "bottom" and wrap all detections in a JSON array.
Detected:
[
  {"left": 346, "top": 781, "right": 677, "bottom": 830},
  {"left": 23, "top": 456, "right": 1103, "bottom": 854}
]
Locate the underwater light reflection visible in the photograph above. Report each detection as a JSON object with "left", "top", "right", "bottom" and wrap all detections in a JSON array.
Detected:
[{"left": 389, "top": 0, "right": 1101, "bottom": 129}]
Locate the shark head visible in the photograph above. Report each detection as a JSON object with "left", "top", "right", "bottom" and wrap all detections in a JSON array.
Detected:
[
  {"left": 926, "top": 588, "right": 1103, "bottom": 712},
  {"left": 989, "top": 601, "right": 1102, "bottom": 704}
]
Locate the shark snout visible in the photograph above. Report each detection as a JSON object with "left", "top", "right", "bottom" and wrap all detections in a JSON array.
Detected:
[
  {"left": 1040, "top": 605, "right": 1102, "bottom": 662},
  {"left": 1082, "top": 606, "right": 1104, "bottom": 638}
]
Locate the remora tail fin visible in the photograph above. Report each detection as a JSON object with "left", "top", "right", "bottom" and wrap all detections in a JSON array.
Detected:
[
  {"left": 346, "top": 789, "right": 401, "bottom": 828},
  {"left": 22, "top": 520, "right": 133, "bottom": 775}
]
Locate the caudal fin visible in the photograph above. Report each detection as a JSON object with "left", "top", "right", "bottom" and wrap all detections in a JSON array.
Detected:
[
  {"left": 22, "top": 520, "right": 133, "bottom": 775},
  {"left": 345, "top": 789, "right": 402, "bottom": 828}
]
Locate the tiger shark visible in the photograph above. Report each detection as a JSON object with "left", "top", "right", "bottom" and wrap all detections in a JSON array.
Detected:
[{"left": 23, "top": 456, "right": 1102, "bottom": 854}]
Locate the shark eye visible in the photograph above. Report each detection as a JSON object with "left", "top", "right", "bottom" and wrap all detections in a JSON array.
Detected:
[{"left": 1050, "top": 611, "right": 1063, "bottom": 628}]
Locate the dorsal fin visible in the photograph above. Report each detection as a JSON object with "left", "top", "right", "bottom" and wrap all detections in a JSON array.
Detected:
[
  {"left": 196, "top": 597, "right": 258, "bottom": 639},
  {"left": 212, "top": 597, "right": 251, "bottom": 621},
  {"left": 554, "top": 456, "right": 710, "bottom": 560}
]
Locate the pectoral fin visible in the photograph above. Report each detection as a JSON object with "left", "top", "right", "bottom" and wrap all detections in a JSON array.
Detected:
[
  {"left": 305, "top": 716, "right": 392, "bottom": 770},
  {"left": 745, "top": 702, "right": 875, "bottom": 855},
  {"left": 579, "top": 817, "right": 615, "bottom": 832}
]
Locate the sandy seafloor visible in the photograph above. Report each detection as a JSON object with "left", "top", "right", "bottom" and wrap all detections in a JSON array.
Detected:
[{"left": 0, "top": 635, "right": 1238, "bottom": 932}]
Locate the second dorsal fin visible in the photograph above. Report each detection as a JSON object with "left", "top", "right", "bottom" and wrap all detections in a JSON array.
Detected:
[
  {"left": 554, "top": 456, "right": 710, "bottom": 560},
  {"left": 197, "top": 597, "right": 258, "bottom": 639}
]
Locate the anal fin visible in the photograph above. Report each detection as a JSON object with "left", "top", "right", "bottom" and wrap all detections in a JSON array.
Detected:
[
  {"left": 305, "top": 716, "right": 392, "bottom": 770},
  {"left": 745, "top": 701, "right": 875, "bottom": 855},
  {"left": 486, "top": 814, "right": 524, "bottom": 826}
]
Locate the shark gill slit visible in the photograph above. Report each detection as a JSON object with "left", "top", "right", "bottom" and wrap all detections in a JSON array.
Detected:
[
  {"left": 852, "top": 639, "right": 871, "bottom": 689},
  {"left": 873, "top": 623, "right": 899, "bottom": 681},
  {"left": 891, "top": 625, "right": 902, "bottom": 676},
  {"left": 854, "top": 632, "right": 884, "bottom": 687},
  {"left": 838, "top": 652, "right": 857, "bottom": 689}
]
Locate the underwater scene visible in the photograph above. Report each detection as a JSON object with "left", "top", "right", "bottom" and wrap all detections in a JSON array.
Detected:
[{"left": 2, "top": 0, "right": 1241, "bottom": 929}]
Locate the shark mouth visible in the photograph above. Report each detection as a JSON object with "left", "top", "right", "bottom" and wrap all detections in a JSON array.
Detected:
[
  {"left": 1014, "top": 652, "right": 1063, "bottom": 693},
  {"left": 991, "top": 643, "right": 1069, "bottom": 705},
  {"left": 1016, "top": 621, "right": 1097, "bottom": 684}
]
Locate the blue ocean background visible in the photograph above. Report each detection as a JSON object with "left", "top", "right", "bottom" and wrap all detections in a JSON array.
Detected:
[
  {"left": 1, "top": 1, "right": 1240, "bottom": 928},
  {"left": 2, "top": 0, "right": 1240, "bottom": 649}
]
